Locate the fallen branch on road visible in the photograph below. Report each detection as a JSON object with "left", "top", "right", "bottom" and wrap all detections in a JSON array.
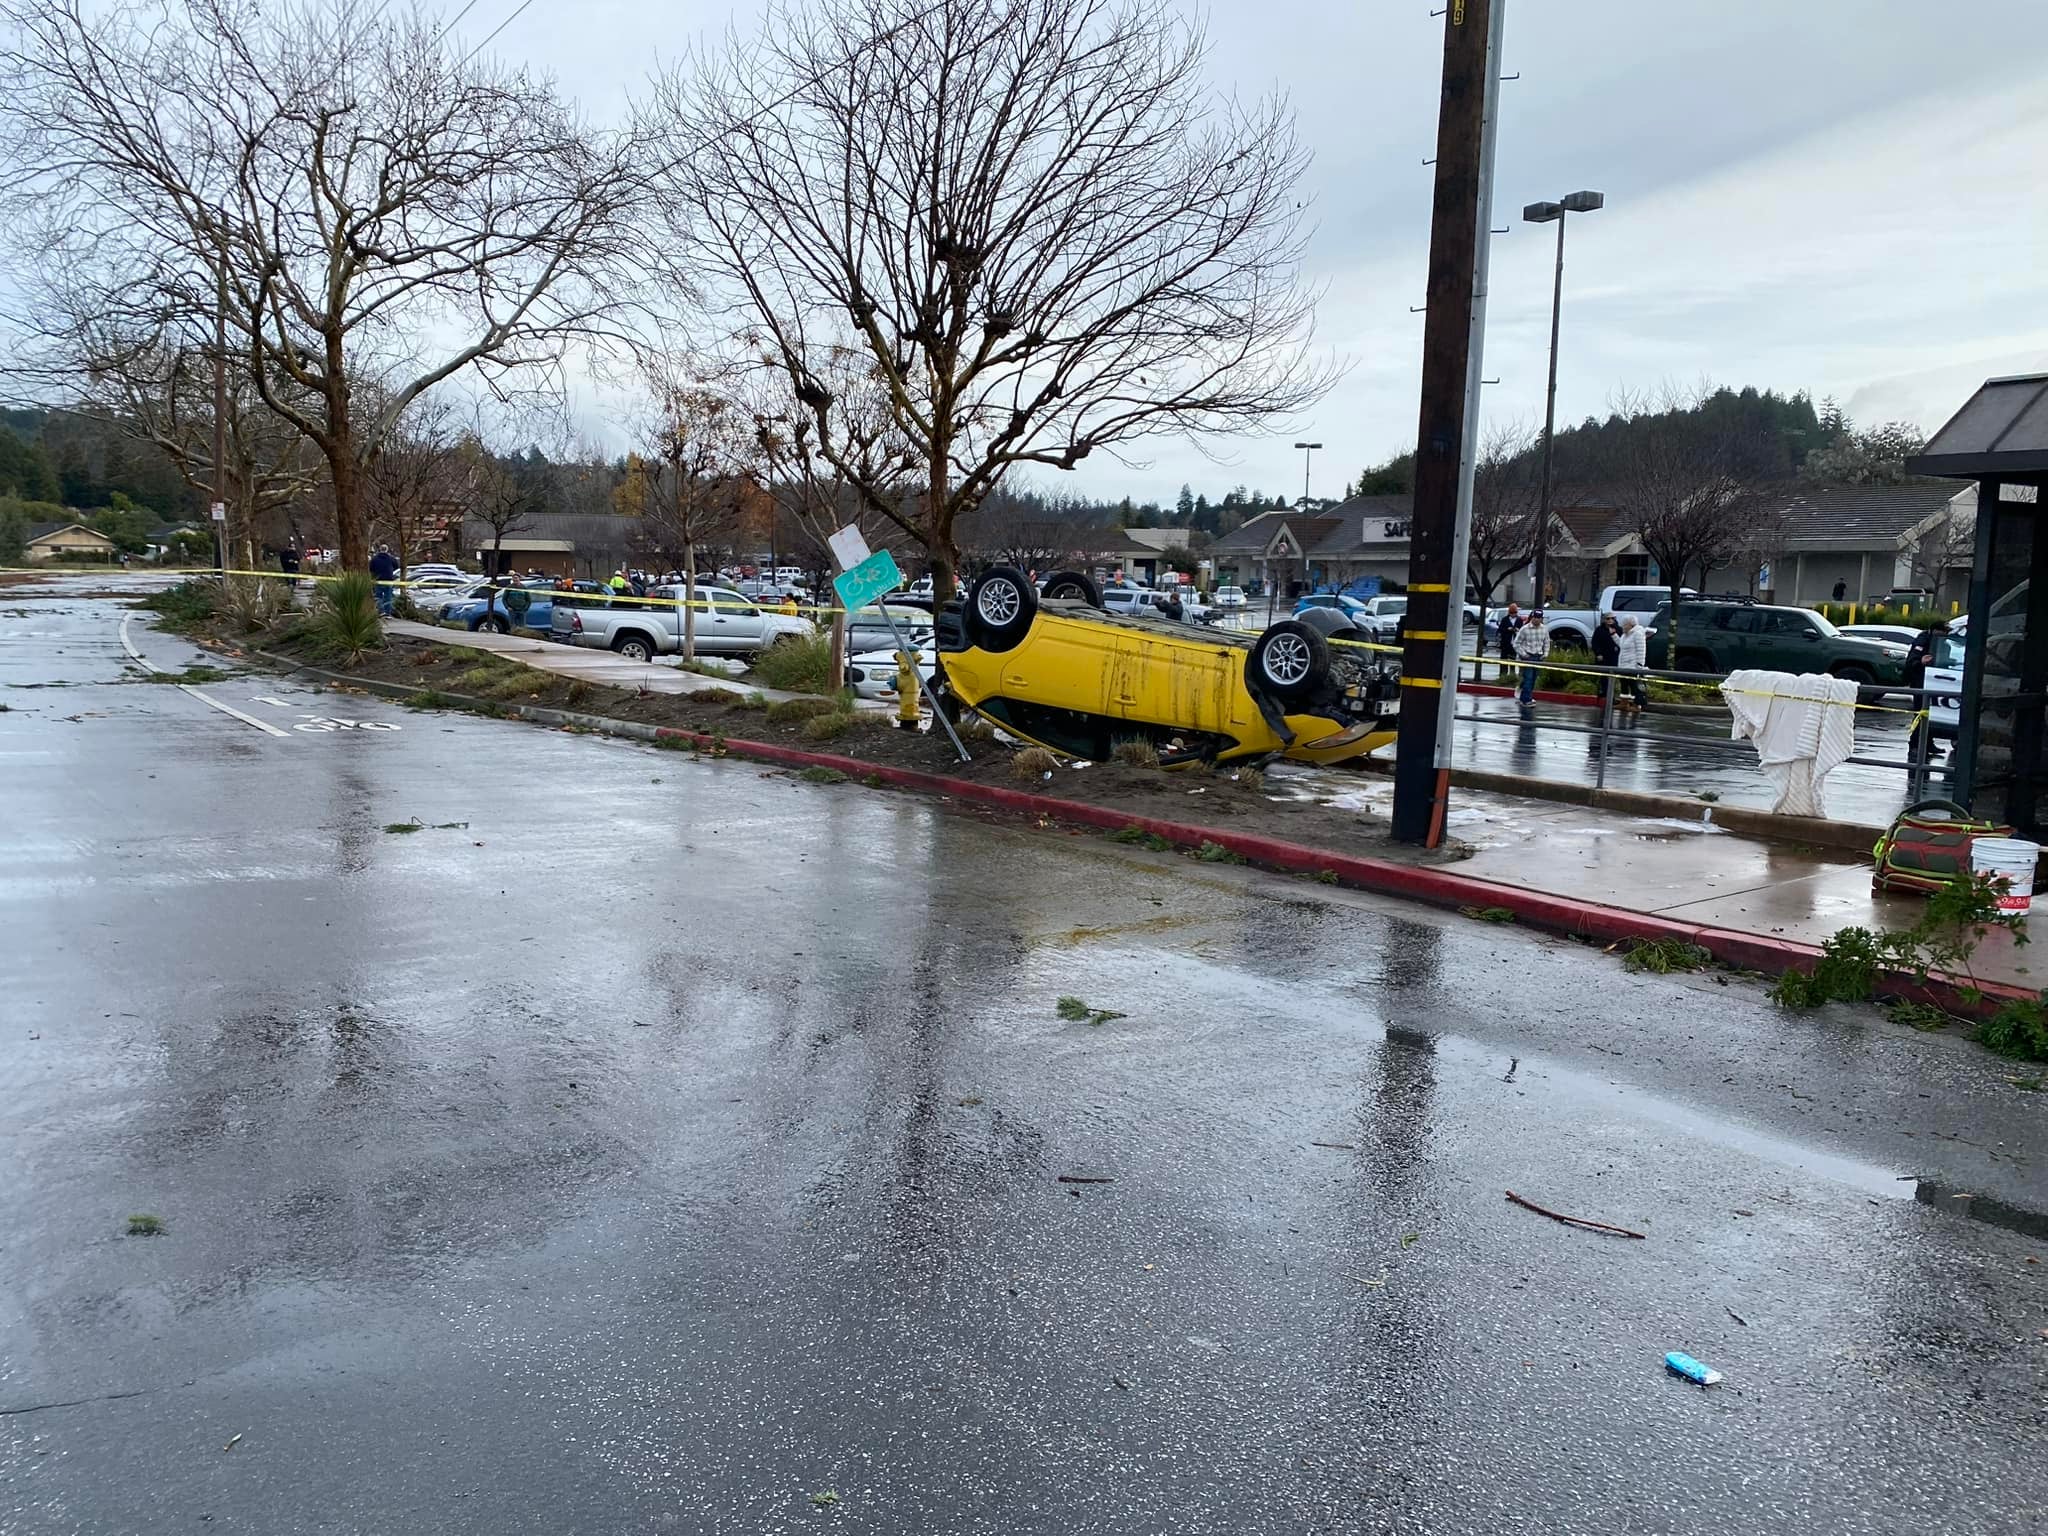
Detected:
[{"left": 1505, "top": 1189, "right": 1647, "bottom": 1240}]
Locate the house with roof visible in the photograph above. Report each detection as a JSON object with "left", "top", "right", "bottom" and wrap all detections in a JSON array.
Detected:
[
  {"left": 1553, "top": 481, "right": 1977, "bottom": 609},
  {"left": 1206, "top": 480, "right": 1977, "bottom": 612},
  {"left": 1727, "top": 481, "right": 1977, "bottom": 609},
  {"left": 462, "top": 512, "right": 646, "bottom": 578},
  {"left": 25, "top": 520, "right": 118, "bottom": 562}
]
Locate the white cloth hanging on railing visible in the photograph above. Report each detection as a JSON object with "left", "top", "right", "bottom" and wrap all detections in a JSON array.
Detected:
[{"left": 1719, "top": 669, "right": 1860, "bottom": 818}]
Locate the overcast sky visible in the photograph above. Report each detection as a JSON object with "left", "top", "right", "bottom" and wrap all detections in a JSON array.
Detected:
[{"left": 497, "top": 0, "right": 2048, "bottom": 503}]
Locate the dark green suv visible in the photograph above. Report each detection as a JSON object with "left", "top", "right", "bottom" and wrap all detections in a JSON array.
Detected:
[{"left": 1646, "top": 600, "right": 1907, "bottom": 691}]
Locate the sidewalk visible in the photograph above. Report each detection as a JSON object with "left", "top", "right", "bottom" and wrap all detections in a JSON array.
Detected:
[
  {"left": 1262, "top": 764, "right": 2037, "bottom": 992},
  {"left": 385, "top": 619, "right": 888, "bottom": 710}
]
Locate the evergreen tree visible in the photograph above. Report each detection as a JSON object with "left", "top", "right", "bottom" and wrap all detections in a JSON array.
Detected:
[{"left": 1175, "top": 483, "right": 1195, "bottom": 524}]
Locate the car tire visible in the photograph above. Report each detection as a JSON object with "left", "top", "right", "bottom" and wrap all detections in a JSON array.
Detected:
[
  {"left": 1832, "top": 664, "right": 1881, "bottom": 702},
  {"left": 614, "top": 633, "right": 656, "bottom": 663},
  {"left": 964, "top": 566, "right": 1037, "bottom": 652},
  {"left": 477, "top": 616, "right": 508, "bottom": 634},
  {"left": 1674, "top": 648, "right": 1713, "bottom": 676},
  {"left": 1040, "top": 570, "right": 1103, "bottom": 608},
  {"left": 1247, "top": 620, "right": 1330, "bottom": 706}
]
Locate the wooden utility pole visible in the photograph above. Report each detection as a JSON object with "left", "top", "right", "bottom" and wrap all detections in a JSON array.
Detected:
[
  {"left": 1391, "top": 0, "right": 1495, "bottom": 845},
  {"left": 212, "top": 276, "right": 228, "bottom": 577}
]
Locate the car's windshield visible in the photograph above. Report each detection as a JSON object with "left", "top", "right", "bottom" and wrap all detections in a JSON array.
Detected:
[
  {"left": 1805, "top": 611, "right": 1840, "bottom": 638},
  {"left": 1381, "top": 597, "right": 1406, "bottom": 614}
]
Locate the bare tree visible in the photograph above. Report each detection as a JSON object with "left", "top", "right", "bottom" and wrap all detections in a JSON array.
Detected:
[
  {"left": 0, "top": 0, "right": 644, "bottom": 573},
  {"left": 365, "top": 397, "right": 463, "bottom": 584},
  {"left": 645, "top": 0, "right": 1332, "bottom": 604},
  {"left": 1466, "top": 424, "right": 1540, "bottom": 607},
  {"left": 1906, "top": 502, "right": 1975, "bottom": 608},
  {"left": 461, "top": 444, "right": 539, "bottom": 582},
  {"left": 1610, "top": 385, "right": 1780, "bottom": 658},
  {"left": 25, "top": 298, "right": 321, "bottom": 566},
  {"left": 744, "top": 345, "right": 921, "bottom": 679},
  {"left": 617, "top": 370, "right": 754, "bottom": 660},
  {"left": 960, "top": 491, "right": 1107, "bottom": 572}
]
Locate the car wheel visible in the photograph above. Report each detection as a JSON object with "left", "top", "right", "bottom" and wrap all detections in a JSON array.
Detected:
[
  {"left": 1674, "top": 648, "right": 1713, "bottom": 676},
  {"left": 964, "top": 566, "right": 1038, "bottom": 652},
  {"left": 477, "top": 616, "right": 508, "bottom": 634},
  {"left": 614, "top": 634, "right": 655, "bottom": 663},
  {"left": 1832, "top": 664, "right": 1881, "bottom": 702},
  {"left": 1039, "top": 570, "right": 1103, "bottom": 608},
  {"left": 1247, "top": 620, "right": 1330, "bottom": 706}
]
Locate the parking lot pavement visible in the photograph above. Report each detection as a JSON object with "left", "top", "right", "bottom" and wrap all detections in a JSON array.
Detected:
[{"left": 5, "top": 591, "right": 2046, "bottom": 1535}]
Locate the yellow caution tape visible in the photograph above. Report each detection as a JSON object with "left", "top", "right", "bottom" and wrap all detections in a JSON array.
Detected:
[
  {"left": 170, "top": 568, "right": 1926, "bottom": 717},
  {"left": 1326, "top": 632, "right": 1920, "bottom": 716}
]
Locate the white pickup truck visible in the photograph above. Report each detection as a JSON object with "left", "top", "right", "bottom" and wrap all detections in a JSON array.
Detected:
[
  {"left": 552, "top": 582, "right": 813, "bottom": 662},
  {"left": 1515, "top": 585, "right": 1693, "bottom": 649}
]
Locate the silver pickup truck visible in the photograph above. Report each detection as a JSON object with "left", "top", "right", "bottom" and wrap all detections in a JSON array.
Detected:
[{"left": 551, "top": 583, "right": 814, "bottom": 662}]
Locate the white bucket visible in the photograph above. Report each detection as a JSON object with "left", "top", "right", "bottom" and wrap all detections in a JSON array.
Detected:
[{"left": 1971, "top": 836, "right": 2041, "bottom": 917}]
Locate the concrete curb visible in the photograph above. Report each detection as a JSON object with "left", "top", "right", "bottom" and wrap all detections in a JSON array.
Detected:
[{"left": 246, "top": 648, "right": 2024, "bottom": 1019}]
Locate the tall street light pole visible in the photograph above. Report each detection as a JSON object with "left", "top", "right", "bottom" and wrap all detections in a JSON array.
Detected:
[
  {"left": 1293, "top": 441, "right": 1322, "bottom": 506},
  {"left": 1522, "top": 189, "right": 1603, "bottom": 605}
]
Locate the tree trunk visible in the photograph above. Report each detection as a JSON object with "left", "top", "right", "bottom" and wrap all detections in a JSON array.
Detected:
[
  {"left": 830, "top": 610, "right": 847, "bottom": 693},
  {"left": 328, "top": 345, "right": 367, "bottom": 571},
  {"left": 927, "top": 452, "right": 956, "bottom": 605},
  {"left": 682, "top": 534, "right": 697, "bottom": 661}
]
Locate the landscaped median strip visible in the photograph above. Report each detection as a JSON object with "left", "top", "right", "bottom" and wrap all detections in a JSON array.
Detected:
[{"left": 252, "top": 646, "right": 2025, "bottom": 1021}]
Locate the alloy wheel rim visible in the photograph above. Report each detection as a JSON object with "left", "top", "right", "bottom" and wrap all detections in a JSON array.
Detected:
[
  {"left": 1264, "top": 633, "right": 1311, "bottom": 685},
  {"left": 977, "top": 582, "right": 1020, "bottom": 626}
]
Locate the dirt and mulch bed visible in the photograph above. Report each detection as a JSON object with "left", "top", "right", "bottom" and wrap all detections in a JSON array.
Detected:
[{"left": 187, "top": 614, "right": 1468, "bottom": 869}]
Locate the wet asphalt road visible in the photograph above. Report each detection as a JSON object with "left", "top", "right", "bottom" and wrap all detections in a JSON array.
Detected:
[{"left": 3, "top": 585, "right": 2046, "bottom": 1535}]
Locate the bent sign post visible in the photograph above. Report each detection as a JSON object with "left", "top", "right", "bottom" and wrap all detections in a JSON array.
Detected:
[{"left": 829, "top": 534, "right": 969, "bottom": 763}]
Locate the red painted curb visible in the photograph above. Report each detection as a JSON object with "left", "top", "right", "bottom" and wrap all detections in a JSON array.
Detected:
[
  {"left": 647, "top": 725, "right": 2030, "bottom": 1018},
  {"left": 1458, "top": 681, "right": 1602, "bottom": 708}
]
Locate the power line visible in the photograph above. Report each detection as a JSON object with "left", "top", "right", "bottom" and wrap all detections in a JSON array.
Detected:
[
  {"left": 430, "top": 0, "right": 484, "bottom": 50},
  {"left": 459, "top": 0, "right": 537, "bottom": 67}
]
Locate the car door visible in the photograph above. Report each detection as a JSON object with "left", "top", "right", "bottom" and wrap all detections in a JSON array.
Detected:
[
  {"left": 1757, "top": 608, "right": 1822, "bottom": 671},
  {"left": 705, "top": 588, "right": 767, "bottom": 653}
]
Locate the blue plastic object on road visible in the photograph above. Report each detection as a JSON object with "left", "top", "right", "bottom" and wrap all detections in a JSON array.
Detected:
[{"left": 1665, "top": 1351, "right": 1722, "bottom": 1385}]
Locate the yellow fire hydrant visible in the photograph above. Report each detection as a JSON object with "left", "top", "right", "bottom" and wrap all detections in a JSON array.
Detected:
[{"left": 895, "top": 649, "right": 922, "bottom": 730}]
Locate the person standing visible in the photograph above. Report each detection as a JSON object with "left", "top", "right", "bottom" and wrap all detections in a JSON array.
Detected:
[
  {"left": 368, "top": 543, "right": 399, "bottom": 616},
  {"left": 1591, "top": 613, "right": 1621, "bottom": 710},
  {"left": 1512, "top": 608, "right": 1550, "bottom": 711},
  {"left": 1496, "top": 601, "right": 1521, "bottom": 659},
  {"left": 1616, "top": 615, "right": 1649, "bottom": 714},
  {"left": 1904, "top": 618, "right": 1949, "bottom": 759}
]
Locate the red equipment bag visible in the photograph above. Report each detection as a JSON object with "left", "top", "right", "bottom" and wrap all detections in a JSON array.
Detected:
[{"left": 1872, "top": 798, "right": 2014, "bottom": 895}]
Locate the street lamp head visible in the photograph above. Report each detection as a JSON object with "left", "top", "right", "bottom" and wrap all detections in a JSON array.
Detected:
[
  {"left": 1522, "top": 200, "right": 1562, "bottom": 224},
  {"left": 1560, "top": 190, "right": 1605, "bottom": 214},
  {"left": 1293, "top": 441, "right": 1323, "bottom": 450}
]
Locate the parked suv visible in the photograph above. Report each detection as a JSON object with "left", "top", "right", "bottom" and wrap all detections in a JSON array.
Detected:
[{"left": 1644, "top": 599, "right": 1905, "bottom": 692}]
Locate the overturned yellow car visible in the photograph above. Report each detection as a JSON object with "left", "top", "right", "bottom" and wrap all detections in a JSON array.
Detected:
[{"left": 935, "top": 567, "right": 1399, "bottom": 765}]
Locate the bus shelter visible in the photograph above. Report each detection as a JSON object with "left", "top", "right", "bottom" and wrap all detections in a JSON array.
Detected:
[{"left": 1907, "top": 374, "right": 2048, "bottom": 834}]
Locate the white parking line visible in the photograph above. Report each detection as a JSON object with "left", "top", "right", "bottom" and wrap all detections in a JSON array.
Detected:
[
  {"left": 118, "top": 613, "right": 165, "bottom": 673},
  {"left": 180, "top": 687, "right": 292, "bottom": 737}
]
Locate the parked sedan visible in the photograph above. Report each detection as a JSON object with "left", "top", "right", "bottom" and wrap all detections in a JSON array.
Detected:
[
  {"left": 416, "top": 576, "right": 497, "bottom": 619},
  {"left": 846, "top": 603, "right": 936, "bottom": 656},
  {"left": 448, "top": 581, "right": 603, "bottom": 635},
  {"left": 845, "top": 644, "right": 937, "bottom": 701}
]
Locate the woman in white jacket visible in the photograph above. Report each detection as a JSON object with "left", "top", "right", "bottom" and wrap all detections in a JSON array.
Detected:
[{"left": 1616, "top": 616, "right": 1649, "bottom": 713}]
